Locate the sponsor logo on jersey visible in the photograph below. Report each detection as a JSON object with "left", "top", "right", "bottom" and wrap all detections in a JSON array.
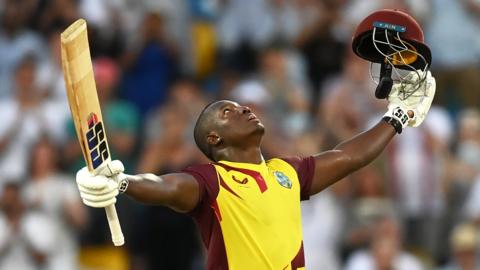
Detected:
[{"left": 232, "top": 175, "right": 248, "bottom": 184}]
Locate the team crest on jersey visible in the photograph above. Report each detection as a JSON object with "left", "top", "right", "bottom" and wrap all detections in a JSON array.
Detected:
[{"left": 274, "top": 171, "right": 292, "bottom": 189}]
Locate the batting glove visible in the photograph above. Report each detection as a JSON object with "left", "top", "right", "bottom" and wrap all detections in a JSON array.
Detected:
[
  {"left": 76, "top": 160, "right": 128, "bottom": 208},
  {"left": 384, "top": 70, "right": 436, "bottom": 133}
]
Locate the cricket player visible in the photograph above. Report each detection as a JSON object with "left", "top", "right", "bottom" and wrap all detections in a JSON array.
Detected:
[{"left": 75, "top": 68, "right": 435, "bottom": 269}]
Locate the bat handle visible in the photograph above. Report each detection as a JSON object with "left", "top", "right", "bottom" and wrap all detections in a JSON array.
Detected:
[{"left": 105, "top": 204, "right": 125, "bottom": 246}]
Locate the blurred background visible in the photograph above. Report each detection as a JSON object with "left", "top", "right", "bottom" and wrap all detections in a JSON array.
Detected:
[{"left": 0, "top": 0, "right": 479, "bottom": 269}]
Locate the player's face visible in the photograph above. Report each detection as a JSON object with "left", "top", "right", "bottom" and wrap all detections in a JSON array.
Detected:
[{"left": 214, "top": 100, "right": 265, "bottom": 144}]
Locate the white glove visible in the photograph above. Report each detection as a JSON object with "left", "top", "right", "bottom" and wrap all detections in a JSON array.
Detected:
[
  {"left": 387, "top": 70, "right": 436, "bottom": 127},
  {"left": 76, "top": 160, "right": 126, "bottom": 208}
]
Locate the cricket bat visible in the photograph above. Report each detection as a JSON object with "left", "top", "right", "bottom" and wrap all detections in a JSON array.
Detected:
[{"left": 61, "top": 19, "right": 124, "bottom": 246}]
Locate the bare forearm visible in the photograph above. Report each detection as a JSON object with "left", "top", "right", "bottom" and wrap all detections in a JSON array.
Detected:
[
  {"left": 125, "top": 174, "right": 173, "bottom": 204},
  {"left": 334, "top": 121, "right": 396, "bottom": 171},
  {"left": 310, "top": 121, "right": 396, "bottom": 194},
  {"left": 123, "top": 173, "right": 199, "bottom": 212}
]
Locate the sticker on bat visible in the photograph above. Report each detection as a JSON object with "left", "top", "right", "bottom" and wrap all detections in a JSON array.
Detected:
[{"left": 85, "top": 113, "right": 109, "bottom": 169}]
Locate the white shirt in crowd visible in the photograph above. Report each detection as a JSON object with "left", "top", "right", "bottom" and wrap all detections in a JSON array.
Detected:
[
  {"left": 384, "top": 107, "right": 452, "bottom": 217},
  {"left": 23, "top": 174, "right": 80, "bottom": 270},
  {"left": 0, "top": 99, "right": 68, "bottom": 183},
  {"left": 0, "top": 211, "right": 56, "bottom": 270},
  {"left": 463, "top": 174, "right": 480, "bottom": 220},
  {"left": 302, "top": 190, "right": 344, "bottom": 270},
  {"left": 0, "top": 30, "right": 46, "bottom": 98},
  {"left": 345, "top": 250, "right": 424, "bottom": 270}
]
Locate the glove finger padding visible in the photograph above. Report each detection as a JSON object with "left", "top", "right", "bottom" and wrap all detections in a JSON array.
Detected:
[
  {"left": 77, "top": 184, "right": 116, "bottom": 196},
  {"left": 97, "top": 160, "right": 125, "bottom": 177},
  {"left": 387, "top": 70, "right": 436, "bottom": 127},
  {"left": 82, "top": 197, "right": 117, "bottom": 208},
  {"left": 80, "top": 188, "right": 118, "bottom": 202},
  {"left": 410, "top": 71, "right": 435, "bottom": 127},
  {"left": 76, "top": 167, "right": 110, "bottom": 190},
  {"left": 78, "top": 179, "right": 119, "bottom": 197}
]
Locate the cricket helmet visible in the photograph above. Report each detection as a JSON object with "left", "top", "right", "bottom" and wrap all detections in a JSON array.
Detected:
[{"left": 352, "top": 9, "right": 431, "bottom": 70}]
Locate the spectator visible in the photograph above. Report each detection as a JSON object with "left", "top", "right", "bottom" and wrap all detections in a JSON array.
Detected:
[
  {"left": 449, "top": 109, "right": 480, "bottom": 194},
  {"left": 34, "top": 0, "right": 79, "bottom": 34},
  {"left": 0, "top": 0, "right": 46, "bottom": 97},
  {"left": 302, "top": 188, "right": 344, "bottom": 270},
  {"left": 342, "top": 0, "right": 409, "bottom": 31},
  {"left": 444, "top": 109, "right": 480, "bottom": 249},
  {"left": 36, "top": 29, "right": 69, "bottom": 103},
  {"left": 462, "top": 171, "right": 480, "bottom": 224},
  {"left": 345, "top": 217, "right": 424, "bottom": 270},
  {"left": 301, "top": 128, "right": 344, "bottom": 270},
  {"left": 120, "top": 11, "right": 178, "bottom": 116},
  {"left": 438, "top": 223, "right": 479, "bottom": 270},
  {"left": 424, "top": 0, "right": 480, "bottom": 110},
  {"left": 0, "top": 182, "right": 56, "bottom": 270},
  {"left": 217, "top": 0, "right": 276, "bottom": 51},
  {"left": 23, "top": 137, "right": 87, "bottom": 270},
  {"left": 320, "top": 50, "right": 384, "bottom": 143},
  {"left": 257, "top": 44, "right": 310, "bottom": 136},
  {"left": 295, "top": 0, "right": 346, "bottom": 109},
  {"left": 342, "top": 166, "right": 395, "bottom": 257},
  {"left": 95, "top": 58, "right": 140, "bottom": 171},
  {"left": 0, "top": 55, "right": 68, "bottom": 184},
  {"left": 166, "top": 77, "right": 208, "bottom": 125},
  {"left": 188, "top": 0, "right": 218, "bottom": 77},
  {"left": 383, "top": 106, "right": 452, "bottom": 256},
  {"left": 138, "top": 104, "right": 199, "bottom": 173},
  {"left": 216, "top": 0, "right": 309, "bottom": 74}
]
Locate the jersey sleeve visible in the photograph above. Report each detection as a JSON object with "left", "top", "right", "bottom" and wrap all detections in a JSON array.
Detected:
[
  {"left": 281, "top": 156, "right": 315, "bottom": 201},
  {"left": 181, "top": 164, "right": 219, "bottom": 217}
]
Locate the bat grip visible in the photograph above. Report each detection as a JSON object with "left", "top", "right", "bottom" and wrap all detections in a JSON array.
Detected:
[{"left": 105, "top": 204, "right": 125, "bottom": 246}]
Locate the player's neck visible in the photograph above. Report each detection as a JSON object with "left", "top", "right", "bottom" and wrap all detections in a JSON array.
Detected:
[{"left": 216, "top": 146, "right": 263, "bottom": 165}]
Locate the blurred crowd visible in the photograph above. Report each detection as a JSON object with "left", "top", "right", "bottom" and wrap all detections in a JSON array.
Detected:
[{"left": 0, "top": 0, "right": 479, "bottom": 269}]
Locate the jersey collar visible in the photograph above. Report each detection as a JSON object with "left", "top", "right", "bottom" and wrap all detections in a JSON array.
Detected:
[{"left": 217, "top": 160, "right": 267, "bottom": 171}]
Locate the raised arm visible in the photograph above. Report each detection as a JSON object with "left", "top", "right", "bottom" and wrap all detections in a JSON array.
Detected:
[
  {"left": 75, "top": 162, "right": 201, "bottom": 214},
  {"left": 309, "top": 70, "right": 436, "bottom": 195},
  {"left": 124, "top": 173, "right": 199, "bottom": 213},
  {"left": 309, "top": 121, "right": 395, "bottom": 194}
]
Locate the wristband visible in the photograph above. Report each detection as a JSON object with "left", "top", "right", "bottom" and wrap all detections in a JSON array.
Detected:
[
  {"left": 118, "top": 179, "right": 129, "bottom": 193},
  {"left": 117, "top": 174, "right": 129, "bottom": 193},
  {"left": 383, "top": 106, "right": 409, "bottom": 134}
]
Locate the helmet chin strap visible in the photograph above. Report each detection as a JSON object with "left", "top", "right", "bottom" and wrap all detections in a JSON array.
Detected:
[{"left": 375, "top": 62, "right": 393, "bottom": 99}]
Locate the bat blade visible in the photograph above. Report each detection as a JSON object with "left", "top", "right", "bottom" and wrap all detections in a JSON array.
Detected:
[
  {"left": 61, "top": 19, "right": 110, "bottom": 172},
  {"left": 61, "top": 19, "right": 124, "bottom": 246}
]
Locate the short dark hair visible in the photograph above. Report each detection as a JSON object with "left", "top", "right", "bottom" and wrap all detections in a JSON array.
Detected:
[{"left": 193, "top": 102, "right": 217, "bottom": 161}]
